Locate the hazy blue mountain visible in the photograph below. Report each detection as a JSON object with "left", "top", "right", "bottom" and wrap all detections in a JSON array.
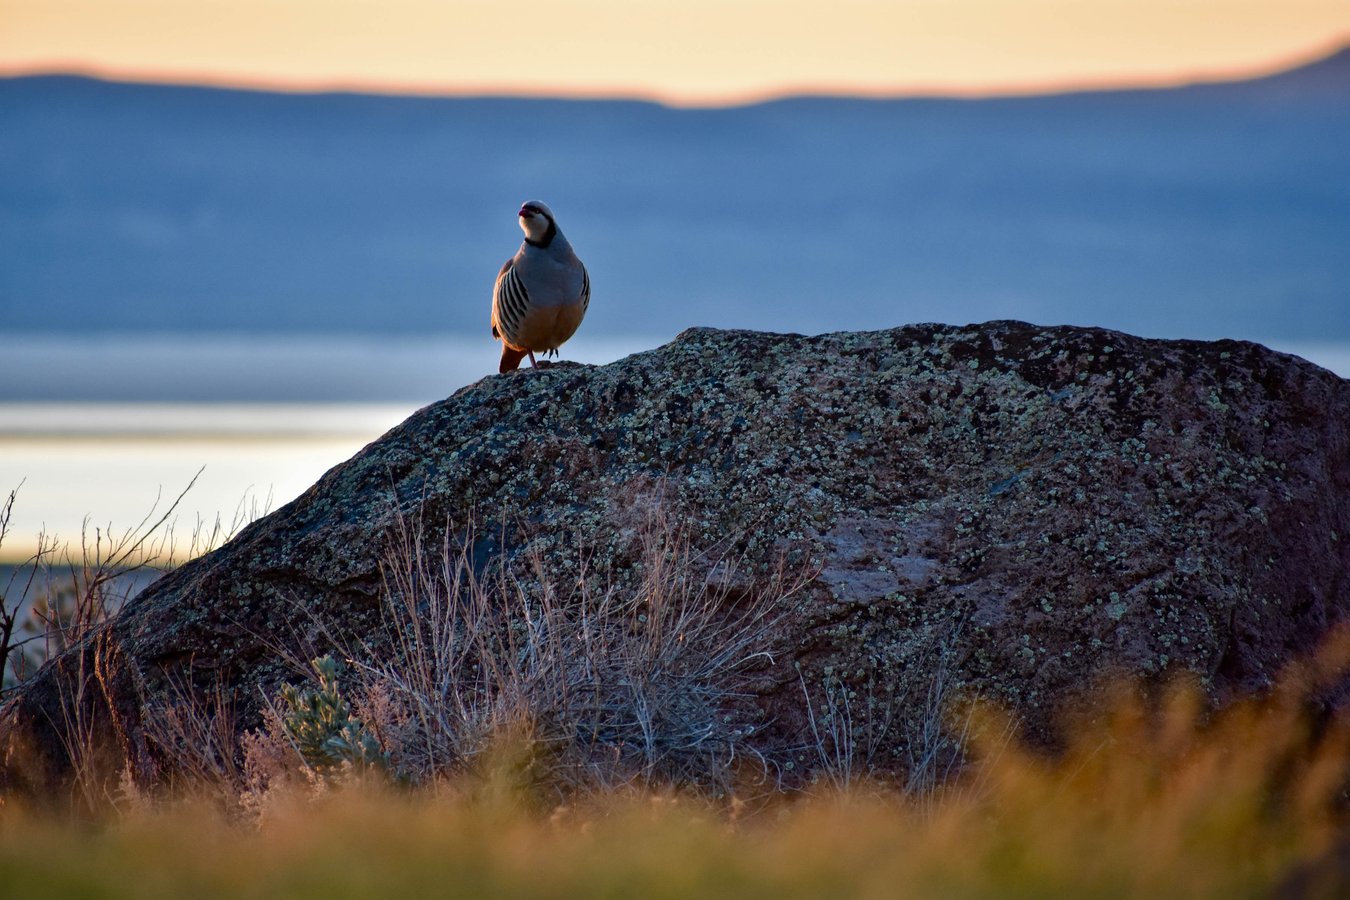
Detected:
[{"left": 1, "top": 47, "right": 1347, "bottom": 341}]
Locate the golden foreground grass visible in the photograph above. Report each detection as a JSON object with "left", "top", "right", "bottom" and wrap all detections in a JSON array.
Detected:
[{"left": 4, "top": 661, "right": 1349, "bottom": 900}]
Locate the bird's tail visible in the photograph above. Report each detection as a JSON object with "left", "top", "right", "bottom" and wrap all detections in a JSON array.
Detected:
[{"left": 499, "top": 345, "right": 529, "bottom": 373}]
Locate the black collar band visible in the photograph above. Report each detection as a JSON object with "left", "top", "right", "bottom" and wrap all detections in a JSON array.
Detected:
[{"left": 525, "top": 220, "right": 557, "bottom": 248}]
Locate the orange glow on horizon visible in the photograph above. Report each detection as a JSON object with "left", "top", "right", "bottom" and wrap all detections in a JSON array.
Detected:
[
  {"left": 1, "top": 1, "right": 1348, "bottom": 105},
  {"left": 1, "top": 42, "right": 1346, "bottom": 107}
]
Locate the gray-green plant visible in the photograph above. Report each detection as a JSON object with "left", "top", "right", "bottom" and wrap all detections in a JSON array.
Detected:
[{"left": 280, "top": 655, "right": 389, "bottom": 774}]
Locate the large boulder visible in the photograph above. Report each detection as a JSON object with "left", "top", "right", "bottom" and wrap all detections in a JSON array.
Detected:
[{"left": 3, "top": 322, "right": 1349, "bottom": 790}]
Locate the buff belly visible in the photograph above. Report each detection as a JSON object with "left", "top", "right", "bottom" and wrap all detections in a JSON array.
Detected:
[{"left": 500, "top": 302, "right": 586, "bottom": 353}]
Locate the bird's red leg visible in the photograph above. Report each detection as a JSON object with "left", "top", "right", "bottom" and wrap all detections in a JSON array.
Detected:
[{"left": 528, "top": 350, "right": 538, "bottom": 368}]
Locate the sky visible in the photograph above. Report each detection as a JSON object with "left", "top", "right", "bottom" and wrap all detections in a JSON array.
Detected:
[{"left": 1, "top": 0, "right": 1348, "bottom": 104}]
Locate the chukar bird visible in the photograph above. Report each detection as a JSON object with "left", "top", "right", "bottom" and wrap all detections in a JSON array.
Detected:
[{"left": 490, "top": 200, "right": 590, "bottom": 373}]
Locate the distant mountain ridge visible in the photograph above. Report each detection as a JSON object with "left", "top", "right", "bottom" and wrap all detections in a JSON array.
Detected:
[
  {"left": 1217, "top": 44, "right": 1350, "bottom": 99},
  {"left": 1, "top": 45, "right": 1347, "bottom": 341}
]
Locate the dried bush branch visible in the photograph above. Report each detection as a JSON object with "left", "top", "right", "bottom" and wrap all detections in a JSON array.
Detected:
[{"left": 302, "top": 496, "right": 811, "bottom": 796}]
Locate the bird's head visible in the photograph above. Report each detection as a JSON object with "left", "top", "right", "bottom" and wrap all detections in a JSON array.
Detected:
[{"left": 518, "top": 200, "right": 557, "bottom": 245}]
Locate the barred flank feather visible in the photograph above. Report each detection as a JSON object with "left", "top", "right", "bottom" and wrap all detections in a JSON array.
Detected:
[{"left": 494, "top": 265, "right": 532, "bottom": 345}]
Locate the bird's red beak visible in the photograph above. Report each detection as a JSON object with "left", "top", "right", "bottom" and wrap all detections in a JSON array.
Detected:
[{"left": 518, "top": 207, "right": 534, "bottom": 218}]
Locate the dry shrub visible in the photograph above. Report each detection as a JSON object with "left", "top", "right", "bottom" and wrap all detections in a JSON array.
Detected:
[
  {"left": 2, "top": 473, "right": 268, "bottom": 696},
  {"left": 326, "top": 497, "right": 811, "bottom": 797},
  {"left": 139, "top": 670, "right": 246, "bottom": 799},
  {"left": 799, "top": 617, "right": 974, "bottom": 798},
  {"left": 0, "top": 476, "right": 268, "bottom": 817}
]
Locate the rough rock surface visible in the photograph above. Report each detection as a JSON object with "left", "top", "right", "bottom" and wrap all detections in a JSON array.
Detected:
[{"left": 4, "top": 322, "right": 1349, "bottom": 789}]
